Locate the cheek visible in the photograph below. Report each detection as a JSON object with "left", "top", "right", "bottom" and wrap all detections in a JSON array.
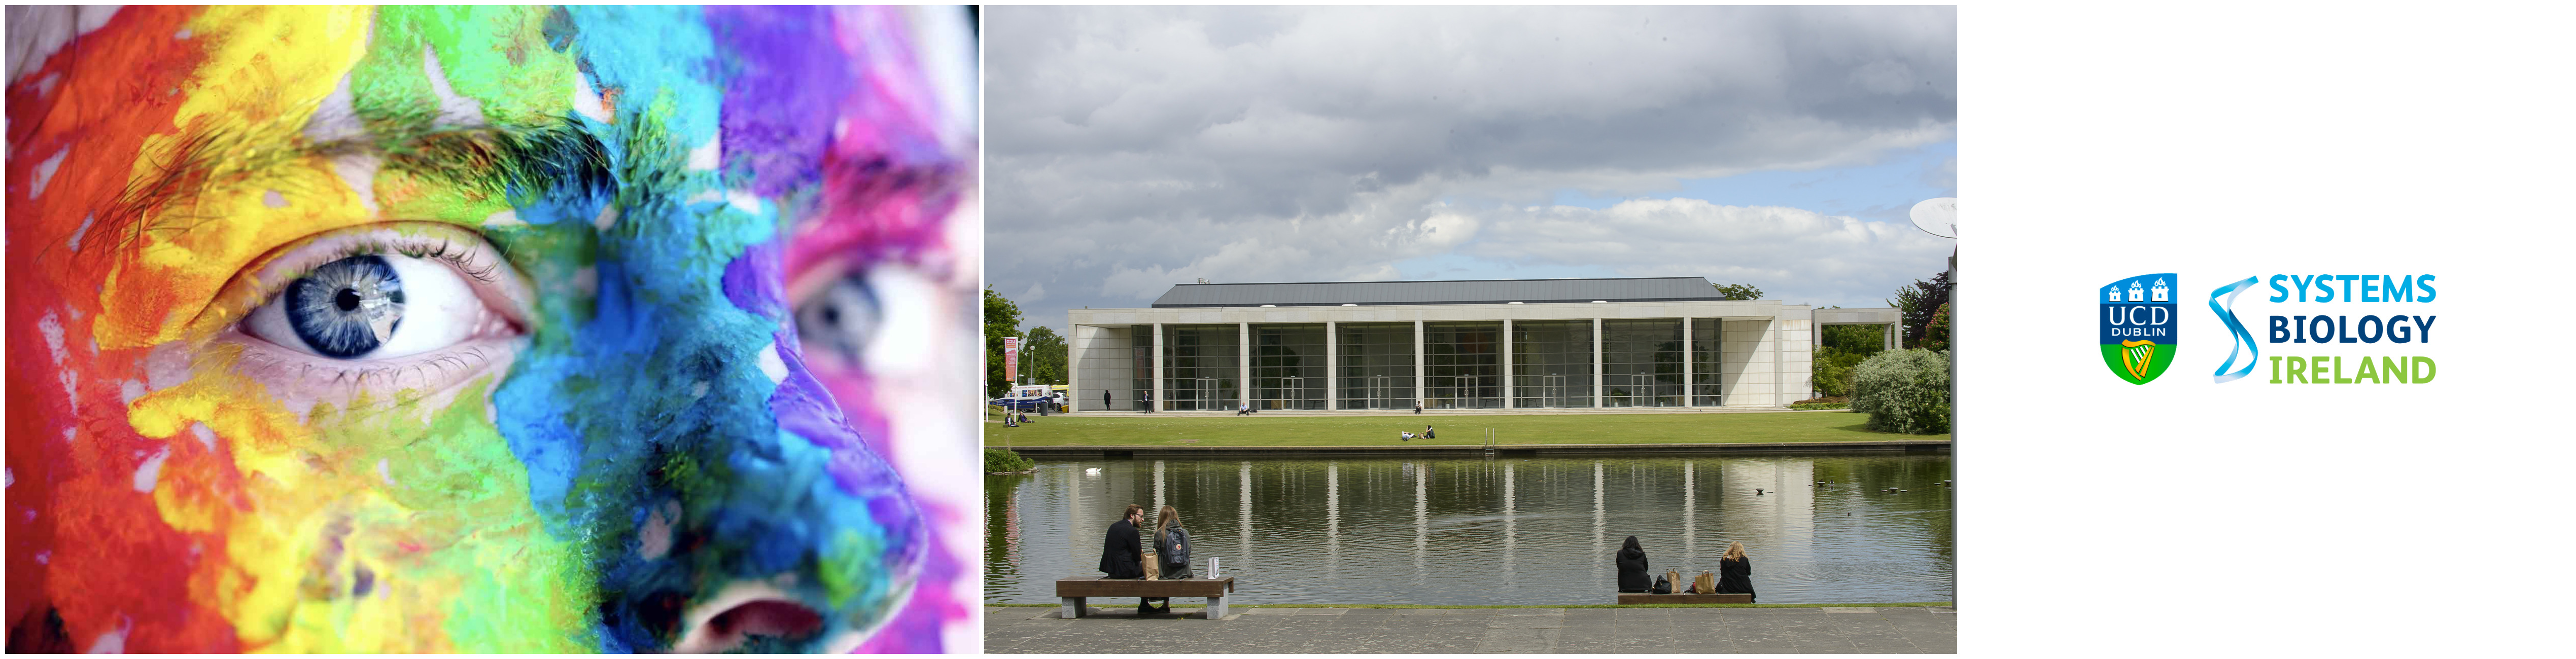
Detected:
[{"left": 121, "top": 349, "right": 594, "bottom": 651}]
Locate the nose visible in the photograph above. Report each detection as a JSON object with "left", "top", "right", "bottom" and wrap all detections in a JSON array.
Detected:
[
  {"left": 594, "top": 340, "right": 925, "bottom": 652},
  {"left": 561, "top": 251, "right": 923, "bottom": 651}
]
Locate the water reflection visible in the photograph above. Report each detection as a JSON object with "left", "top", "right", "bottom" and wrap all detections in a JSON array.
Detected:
[{"left": 986, "top": 455, "right": 1953, "bottom": 605}]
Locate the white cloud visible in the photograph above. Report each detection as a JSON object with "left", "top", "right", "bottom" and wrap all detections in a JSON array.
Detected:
[{"left": 986, "top": 6, "right": 1956, "bottom": 321}]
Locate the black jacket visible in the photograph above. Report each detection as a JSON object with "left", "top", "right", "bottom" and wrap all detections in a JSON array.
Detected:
[
  {"left": 1716, "top": 556, "right": 1755, "bottom": 600},
  {"left": 1098, "top": 518, "right": 1144, "bottom": 578},
  {"left": 1615, "top": 536, "right": 1652, "bottom": 592},
  {"left": 1154, "top": 524, "right": 1194, "bottom": 580}
]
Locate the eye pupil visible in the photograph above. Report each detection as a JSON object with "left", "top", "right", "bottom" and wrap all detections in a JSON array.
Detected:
[
  {"left": 821, "top": 306, "right": 841, "bottom": 325},
  {"left": 285, "top": 255, "right": 405, "bottom": 358}
]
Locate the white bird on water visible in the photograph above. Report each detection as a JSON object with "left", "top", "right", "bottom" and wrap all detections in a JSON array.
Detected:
[{"left": 1084, "top": 467, "right": 1102, "bottom": 475}]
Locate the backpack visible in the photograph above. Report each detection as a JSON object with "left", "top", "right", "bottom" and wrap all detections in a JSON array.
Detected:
[
  {"left": 1692, "top": 571, "right": 1717, "bottom": 595},
  {"left": 1650, "top": 575, "right": 1672, "bottom": 595},
  {"left": 1160, "top": 527, "right": 1191, "bottom": 572}
]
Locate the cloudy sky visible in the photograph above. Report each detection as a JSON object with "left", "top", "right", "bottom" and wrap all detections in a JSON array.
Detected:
[{"left": 985, "top": 6, "right": 1956, "bottom": 331}]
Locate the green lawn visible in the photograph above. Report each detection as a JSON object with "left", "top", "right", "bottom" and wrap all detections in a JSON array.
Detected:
[{"left": 982, "top": 410, "right": 1943, "bottom": 447}]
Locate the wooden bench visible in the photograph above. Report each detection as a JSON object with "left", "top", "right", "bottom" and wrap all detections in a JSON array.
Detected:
[
  {"left": 1617, "top": 593, "right": 1754, "bottom": 604},
  {"left": 1055, "top": 576, "right": 1237, "bottom": 619}
]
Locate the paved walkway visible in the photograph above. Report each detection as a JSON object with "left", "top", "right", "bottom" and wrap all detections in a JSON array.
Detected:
[{"left": 984, "top": 605, "right": 1955, "bottom": 653}]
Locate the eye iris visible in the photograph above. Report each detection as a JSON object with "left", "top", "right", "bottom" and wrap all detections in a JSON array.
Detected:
[{"left": 286, "top": 255, "right": 406, "bottom": 358}]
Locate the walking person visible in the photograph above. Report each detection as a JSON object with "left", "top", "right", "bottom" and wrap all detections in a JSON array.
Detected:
[
  {"left": 1102, "top": 389, "right": 1112, "bottom": 413},
  {"left": 1097, "top": 504, "right": 1151, "bottom": 613},
  {"left": 1144, "top": 505, "right": 1194, "bottom": 615},
  {"left": 1142, "top": 389, "right": 1154, "bottom": 413},
  {"left": 1716, "top": 541, "right": 1757, "bottom": 602},
  {"left": 1616, "top": 536, "right": 1652, "bottom": 593}
]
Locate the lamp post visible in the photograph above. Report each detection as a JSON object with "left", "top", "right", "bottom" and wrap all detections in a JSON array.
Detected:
[{"left": 1908, "top": 196, "right": 1955, "bottom": 607}]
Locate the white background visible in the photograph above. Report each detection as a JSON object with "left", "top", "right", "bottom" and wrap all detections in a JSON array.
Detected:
[{"left": 1967, "top": 2, "right": 2570, "bottom": 655}]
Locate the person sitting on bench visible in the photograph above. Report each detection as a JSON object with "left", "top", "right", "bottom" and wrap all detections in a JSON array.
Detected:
[
  {"left": 1716, "top": 541, "right": 1757, "bottom": 602},
  {"left": 1098, "top": 504, "right": 1152, "bottom": 614},
  {"left": 1616, "top": 536, "right": 1653, "bottom": 593}
]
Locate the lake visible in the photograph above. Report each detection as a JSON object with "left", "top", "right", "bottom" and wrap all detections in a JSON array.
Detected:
[{"left": 985, "top": 454, "right": 1953, "bottom": 605}]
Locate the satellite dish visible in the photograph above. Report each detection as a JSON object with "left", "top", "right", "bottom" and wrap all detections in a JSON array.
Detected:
[{"left": 1909, "top": 197, "right": 1957, "bottom": 238}]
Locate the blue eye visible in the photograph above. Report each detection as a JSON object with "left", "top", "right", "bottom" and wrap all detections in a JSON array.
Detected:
[
  {"left": 284, "top": 255, "right": 406, "bottom": 358},
  {"left": 794, "top": 273, "right": 881, "bottom": 367}
]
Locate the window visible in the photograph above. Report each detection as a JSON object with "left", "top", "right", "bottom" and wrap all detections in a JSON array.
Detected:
[
  {"left": 1335, "top": 322, "right": 1415, "bottom": 410},
  {"left": 1511, "top": 320, "right": 1594, "bottom": 408},
  {"left": 1253, "top": 324, "right": 1327, "bottom": 410}
]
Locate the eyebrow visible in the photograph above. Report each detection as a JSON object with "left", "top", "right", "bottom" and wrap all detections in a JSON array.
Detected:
[{"left": 98, "top": 119, "right": 615, "bottom": 253}]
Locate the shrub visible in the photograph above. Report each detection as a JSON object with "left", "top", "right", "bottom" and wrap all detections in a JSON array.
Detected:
[
  {"left": 1849, "top": 349, "right": 1951, "bottom": 434},
  {"left": 1812, "top": 345, "right": 1869, "bottom": 398},
  {"left": 984, "top": 448, "right": 1036, "bottom": 473}
]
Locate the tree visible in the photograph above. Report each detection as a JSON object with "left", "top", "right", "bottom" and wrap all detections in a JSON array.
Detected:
[
  {"left": 983, "top": 288, "right": 1023, "bottom": 397},
  {"left": 1021, "top": 325, "right": 1068, "bottom": 386},
  {"left": 1920, "top": 303, "right": 1951, "bottom": 352},
  {"left": 1887, "top": 271, "right": 1952, "bottom": 349},
  {"left": 1712, "top": 283, "right": 1764, "bottom": 301},
  {"left": 1809, "top": 323, "right": 1888, "bottom": 398}
]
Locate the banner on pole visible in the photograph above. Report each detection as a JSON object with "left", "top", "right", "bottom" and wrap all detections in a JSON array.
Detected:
[{"left": 1003, "top": 336, "right": 1020, "bottom": 383}]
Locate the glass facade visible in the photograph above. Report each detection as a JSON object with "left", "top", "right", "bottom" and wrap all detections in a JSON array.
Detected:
[
  {"left": 1161, "top": 324, "right": 1239, "bottom": 411},
  {"left": 1424, "top": 321, "right": 1502, "bottom": 409},
  {"left": 1253, "top": 324, "right": 1328, "bottom": 410},
  {"left": 1602, "top": 319, "right": 1684, "bottom": 407},
  {"left": 1511, "top": 320, "right": 1594, "bottom": 408},
  {"left": 1691, "top": 318, "right": 1723, "bottom": 406},
  {"left": 1129, "top": 324, "right": 1155, "bottom": 411},
  {"left": 1336, "top": 322, "right": 1416, "bottom": 410}
]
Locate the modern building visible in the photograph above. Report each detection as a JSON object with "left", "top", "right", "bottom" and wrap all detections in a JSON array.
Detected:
[{"left": 1066, "top": 277, "right": 1901, "bottom": 413}]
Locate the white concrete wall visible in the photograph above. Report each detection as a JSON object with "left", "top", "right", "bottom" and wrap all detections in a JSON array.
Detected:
[{"left": 1070, "top": 324, "right": 1131, "bottom": 411}]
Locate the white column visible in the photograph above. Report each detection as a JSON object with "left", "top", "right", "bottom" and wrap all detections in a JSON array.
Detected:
[
  {"left": 1591, "top": 317, "right": 1605, "bottom": 409},
  {"left": 1772, "top": 316, "right": 1785, "bottom": 407},
  {"left": 1151, "top": 323, "right": 1165, "bottom": 412},
  {"left": 1325, "top": 321, "right": 1339, "bottom": 410},
  {"left": 1239, "top": 322, "right": 1252, "bottom": 411},
  {"left": 1682, "top": 317, "right": 1694, "bottom": 408},
  {"left": 1412, "top": 319, "right": 1425, "bottom": 410},
  {"left": 1068, "top": 324, "right": 1084, "bottom": 412},
  {"left": 1501, "top": 319, "right": 1515, "bottom": 409}
]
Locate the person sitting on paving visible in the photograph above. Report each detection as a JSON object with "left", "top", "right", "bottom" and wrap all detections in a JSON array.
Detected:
[
  {"left": 1098, "top": 504, "right": 1152, "bottom": 614},
  {"left": 1237, "top": 402, "right": 1251, "bottom": 416},
  {"left": 1616, "top": 536, "right": 1653, "bottom": 593}
]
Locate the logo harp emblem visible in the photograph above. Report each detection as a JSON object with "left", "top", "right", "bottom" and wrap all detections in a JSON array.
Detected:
[{"left": 2119, "top": 340, "right": 2156, "bottom": 380}]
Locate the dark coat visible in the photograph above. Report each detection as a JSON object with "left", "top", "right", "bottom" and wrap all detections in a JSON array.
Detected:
[
  {"left": 1098, "top": 518, "right": 1144, "bottom": 578},
  {"left": 1716, "top": 556, "right": 1755, "bottom": 601},
  {"left": 1154, "top": 524, "right": 1194, "bottom": 580},
  {"left": 1103, "top": 390, "right": 1111, "bottom": 410},
  {"left": 1615, "top": 536, "right": 1652, "bottom": 592}
]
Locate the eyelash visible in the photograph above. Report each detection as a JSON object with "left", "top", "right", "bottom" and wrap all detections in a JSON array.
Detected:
[{"left": 284, "top": 236, "right": 500, "bottom": 285}]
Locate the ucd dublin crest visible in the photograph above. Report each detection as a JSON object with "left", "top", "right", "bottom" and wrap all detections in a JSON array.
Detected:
[{"left": 2099, "top": 274, "right": 2177, "bottom": 384}]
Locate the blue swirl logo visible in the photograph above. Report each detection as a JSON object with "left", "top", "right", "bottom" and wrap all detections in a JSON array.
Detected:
[{"left": 2208, "top": 276, "right": 2260, "bottom": 383}]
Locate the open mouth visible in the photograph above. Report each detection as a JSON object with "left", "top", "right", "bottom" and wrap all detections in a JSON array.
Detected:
[{"left": 669, "top": 584, "right": 828, "bottom": 653}]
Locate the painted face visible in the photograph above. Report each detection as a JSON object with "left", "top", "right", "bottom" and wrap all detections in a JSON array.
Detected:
[{"left": 6, "top": 6, "right": 948, "bottom": 652}]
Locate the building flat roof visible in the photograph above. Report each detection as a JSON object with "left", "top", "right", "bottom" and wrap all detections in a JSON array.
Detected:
[{"left": 1150, "top": 277, "right": 1727, "bottom": 308}]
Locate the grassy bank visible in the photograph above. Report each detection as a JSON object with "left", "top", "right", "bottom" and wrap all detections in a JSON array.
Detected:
[{"left": 982, "top": 411, "right": 1942, "bottom": 447}]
